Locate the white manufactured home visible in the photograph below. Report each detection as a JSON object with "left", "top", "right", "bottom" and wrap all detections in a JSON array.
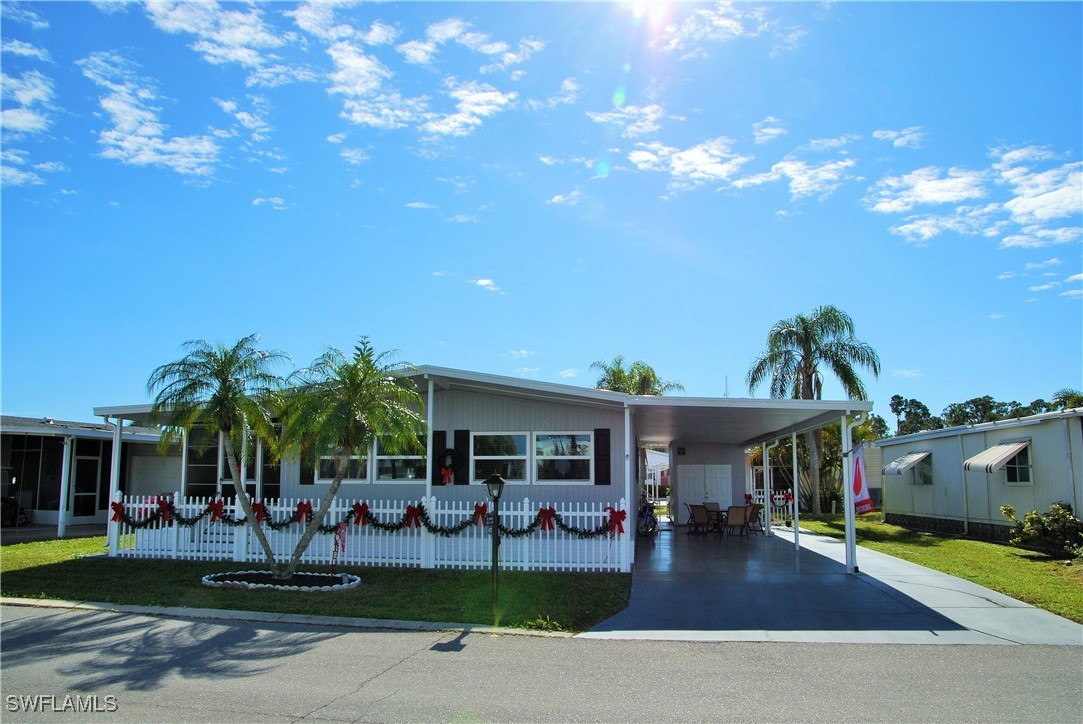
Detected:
[
  {"left": 878, "top": 408, "right": 1083, "bottom": 540},
  {"left": 92, "top": 366, "right": 872, "bottom": 571}
]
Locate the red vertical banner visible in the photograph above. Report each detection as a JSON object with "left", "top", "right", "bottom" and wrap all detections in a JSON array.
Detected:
[{"left": 853, "top": 443, "right": 875, "bottom": 514}]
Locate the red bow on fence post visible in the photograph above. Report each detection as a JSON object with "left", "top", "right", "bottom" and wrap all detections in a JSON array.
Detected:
[
  {"left": 110, "top": 501, "right": 125, "bottom": 523},
  {"left": 538, "top": 506, "right": 556, "bottom": 531},
  {"left": 208, "top": 499, "right": 224, "bottom": 523},
  {"left": 353, "top": 502, "right": 369, "bottom": 526},
  {"left": 744, "top": 493, "right": 753, "bottom": 504},
  {"left": 473, "top": 502, "right": 488, "bottom": 527},
  {"left": 441, "top": 467, "right": 453, "bottom": 485},
  {"left": 605, "top": 506, "right": 626, "bottom": 534},
  {"left": 251, "top": 502, "right": 265, "bottom": 523},
  {"left": 295, "top": 500, "right": 313, "bottom": 523},
  {"left": 405, "top": 504, "right": 422, "bottom": 528},
  {"left": 157, "top": 498, "right": 171, "bottom": 524}
]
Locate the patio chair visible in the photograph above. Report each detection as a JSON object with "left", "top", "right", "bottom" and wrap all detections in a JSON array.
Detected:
[
  {"left": 687, "top": 504, "right": 713, "bottom": 535},
  {"left": 723, "top": 505, "right": 750, "bottom": 538},
  {"left": 747, "top": 503, "right": 765, "bottom": 535},
  {"left": 703, "top": 501, "right": 726, "bottom": 531}
]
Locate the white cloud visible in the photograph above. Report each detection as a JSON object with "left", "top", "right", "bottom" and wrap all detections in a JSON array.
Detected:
[
  {"left": 288, "top": 1, "right": 358, "bottom": 43},
  {"left": 252, "top": 196, "right": 287, "bottom": 210},
  {"left": 480, "top": 37, "right": 545, "bottom": 73},
  {"left": 888, "top": 203, "right": 1007, "bottom": 244},
  {"left": 752, "top": 116, "right": 786, "bottom": 144},
  {"left": 1028, "top": 282, "right": 1060, "bottom": 292},
  {"left": 539, "top": 155, "right": 559, "bottom": 166},
  {"left": 1, "top": 163, "right": 43, "bottom": 187},
  {"left": 890, "top": 369, "right": 924, "bottom": 379},
  {"left": 998, "top": 225, "right": 1082, "bottom": 249},
  {"left": 988, "top": 314, "right": 1005, "bottom": 320},
  {"left": 1060, "top": 289, "right": 1083, "bottom": 298},
  {"left": 33, "top": 161, "right": 67, "bottom": 173},
  {"left": 406, "top": 201, "right": 435, "bottom": 209},
  {"left": 448, "top": 214, "right": 478, "bottom": 223},
  {"left": 515, "top": 367, "right": 541, "bottom": 378},
  {"left": 996, "top": 272, "right": 1015, "bottom": 281},
  {"left": 630, "top": 137, "right": 752, "bottom": 193},
  {"left": 2, "top": 39, "right": 51, "bottom": 61},
  {"left": 340, "top": 147, "right": 368, "bottom": 165},
  {"left": 3, "top": 3, "right": 49, "bottom": 29},
  {"left": 872, "top": 126, "right": 925, "bottom": 149},
  {"left": 77, "top": 51, "right": 220, "bottom": 177},
  {"left": 660, "top": 3, "right": 767, "bottom": 54},
  {"left": 326, "top": 132, "right": 347, "bottom": 144},
  {"left": 1066, "top": 273, "right": 1083, "bottom": 283},
  {"left": 1024, "top": 258, "right": 1062, "bottom": 271},
  {"left": 559, "top": 369, "right": 579, "bottom": 379},
  {"left": 422, "top": 79, "right": 516, "bottom": 137},
  {"left": 0, "top": 70, "right": 55, "bottom": 137},
  {"left": 472, "top": 278, "right": 504, "bottom": 294},
  {"left": 735, "top": 158, "right": 855, "bottom": 200},
  {"left": 804, "top": 134, "right": 860, "bottom": 152},
  {"left": 587, "top": 104, "right": 664, "bottom": 139},
  {"left": 992, "top": 146, "right": 1082, "bottom": 225},
  {"left": 864, "top": 166, "right": 987, "bottom": 214},
  {"left": 546, "top": 189, "right": 583, "bottom": 205},
  {"left": 362, "top": 21, "right": 400, "bottom": 46},
  {"left": 506, "top": 349, "right": 535, "bottom": 359},
  {"left": 325, "top": 40, "right": 428, "bottom": 129}
]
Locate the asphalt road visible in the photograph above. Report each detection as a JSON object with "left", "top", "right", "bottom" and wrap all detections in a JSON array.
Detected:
[{"left": 1, "top": 605, "right": 1080, "bottom": 723}]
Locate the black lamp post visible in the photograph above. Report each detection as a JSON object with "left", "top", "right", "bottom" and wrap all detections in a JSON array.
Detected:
[{"left": 484, "top": 473, "right": 505, "bottom": 611}]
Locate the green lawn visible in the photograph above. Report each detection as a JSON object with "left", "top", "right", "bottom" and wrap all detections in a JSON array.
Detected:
[
  {"left": 0, "top": 537, "right": 630, "bottom": 633},
  {"left": 799, "top": 514, "right": 1083, "bottom": 623}
]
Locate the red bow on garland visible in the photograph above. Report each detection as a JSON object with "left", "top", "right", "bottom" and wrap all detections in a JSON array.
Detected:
[
  {"left": 473, "top": 502, "right": 487, "bottom": 527},
  {"left": 744, "top": 493, "right": 753, "bottom": 504},
  {"left": 208, "top": 499, "right": 224, "bottom": 523},
  {"left": 295, "top": 500, "right": 313, "bottom": 522},
  {"left": 353, "top": 502, "right": 369, "bottom": 526},
  {"left": 605, "top": 506, "right": 626, "bottom": 534},
  {"left": 405, "top": 504, "right": 421, "bottom": 528},
  {"left": 538, "top": 506, "right": 556, "bottom": 531},
  {"left": 441, "top": 467, "right": 453, "bottom": 485},
  {"left": 783, "top": 492, "right": 794, "bottom": 504},
  {"left": 110, "top": 501, "right": 125, "bottom": 523},
  {"left": 157, "top": 498, "right": 171, "bottom": 524},
  {"left": 251, "top": 502, "right": 266, "bottom": 523}
]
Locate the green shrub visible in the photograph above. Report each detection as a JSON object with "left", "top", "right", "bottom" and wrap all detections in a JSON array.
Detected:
[{"left": 1001, "top": 502, "right": 1083, "bottom": 558}]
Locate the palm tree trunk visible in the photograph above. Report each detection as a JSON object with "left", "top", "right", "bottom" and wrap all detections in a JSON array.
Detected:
[
  {"left": 805, "top": 429, "right": 821, "bottom": 516},
  {"left": 221, "top": 434, "right": 282, "bottom": 575},
  {"left": 283, "top": 451, "right": 350, "bottom": 577}
]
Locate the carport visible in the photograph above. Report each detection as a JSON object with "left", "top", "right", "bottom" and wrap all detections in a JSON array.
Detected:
[{"left": 629, "top": 396, "right": 874, "bottom": 573}]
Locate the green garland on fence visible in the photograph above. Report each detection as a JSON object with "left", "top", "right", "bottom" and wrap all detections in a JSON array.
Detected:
[{"left": 111, "top": 499, "right": 622, "bottom": 540}]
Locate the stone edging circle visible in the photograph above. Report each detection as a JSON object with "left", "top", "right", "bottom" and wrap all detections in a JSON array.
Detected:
[{"left": 201, "top": 570, "right": 362, "bottom": 593}]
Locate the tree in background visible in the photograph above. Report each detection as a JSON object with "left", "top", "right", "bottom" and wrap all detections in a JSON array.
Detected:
[
  {"left": 887, "top": 389, "right": 1078, "bottom": 436},
  {"left": 889, "top": 395, "right": 947, "bottom": 436},
  {"left": 1052, "top": 388, "right": 1083, "bottom": 410},
  {"left": 147, "top": 334, "right": 290, "bottom": 572},
  {"left": 279, "top": 338, "right": 426, "bottom": 577},
  {"left": 591, "top": 355, "right": 684, "bottom": 395},
  {"left": 746, "top": 305, "right": 880, "bottom": 516}
]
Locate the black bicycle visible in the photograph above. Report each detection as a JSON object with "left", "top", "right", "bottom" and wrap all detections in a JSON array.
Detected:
[{"left": 636, "top": 497, "right": 658, "bottom": 536}]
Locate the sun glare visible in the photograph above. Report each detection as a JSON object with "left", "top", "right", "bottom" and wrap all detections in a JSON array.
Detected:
[{"left": 630, "top": 1, "right": 669, "bottom": 25}]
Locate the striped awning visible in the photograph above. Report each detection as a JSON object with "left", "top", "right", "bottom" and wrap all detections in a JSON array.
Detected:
[
  {"left": 882, "top": 451, "right": 931, "bottom": 475},
  {"left": 963, "top": 441, "right": 1029, "bottom": 473}
]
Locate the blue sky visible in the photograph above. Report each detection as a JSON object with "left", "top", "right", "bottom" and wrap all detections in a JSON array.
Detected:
[{"left": 2, "top": 1, "right": 1081, "bottom": 427}]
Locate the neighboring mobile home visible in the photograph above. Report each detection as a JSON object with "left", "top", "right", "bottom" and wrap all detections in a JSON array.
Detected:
[{"left": 878, "top": 408, "right": 1083, "bottom": 540}]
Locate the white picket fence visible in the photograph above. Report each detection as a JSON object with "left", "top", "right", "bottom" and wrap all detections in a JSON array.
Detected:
[
  {"left": 110, "top": 493, "right": 630, "bottom": 572},
  {"left": 750, "top": 491, "right": 796, "bottom": 527}
]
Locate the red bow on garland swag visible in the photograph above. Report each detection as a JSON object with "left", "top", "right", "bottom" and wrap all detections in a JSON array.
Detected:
[
  {"left": 208, "top": 499, "right": 225, "bottom": 523},
  {"left": 110, "top": 501, "right": 125, "bottom": 523},
  {"left": 157, "top": 498, "right": 171, "bottom": 524},
  {"left": 538, "top": 506, "right": 556, "bottom": 531},
  {"left": 405, "top": 504, "right": 422, "bottom": 528},
  {"left": 353, "top": 502, "right": 369, "bottom": 526},
  {"left": 605, "top": 506, "right": 626, "bottom": 534},
  {"left": 251, "top": 502, "right": 266, "bottom": 522},
  {"left": 473, "top": 502, "right": 487, "bottom": 527},
  {"left": 441, "top": 467, "right": 453, "bottom": 485},
  {"left": 294, "top": 500, "right": 313, "bottom": 522}
]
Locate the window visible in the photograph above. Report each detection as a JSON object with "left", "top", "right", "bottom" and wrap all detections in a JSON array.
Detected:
[
  {"left": 317, "top": 456, "right": 368, "bottom": 483},
  {"left": 1004, "top": 447, "right": 1031, "bottom": 484},
  {"left": 913, "top": 458, "right": 933, "bottom": 486},
  {"left": 535, "top": 433, "right": 592, "bottom": 483},
  {"left": 376, "top": 438, "right": 426, "bottom": 482},
  {"left": 185, "top": 427, "right": 218, "bottom": 495},
  {"left": 472, "top": 433, "right": 528, "bottom": 483}
]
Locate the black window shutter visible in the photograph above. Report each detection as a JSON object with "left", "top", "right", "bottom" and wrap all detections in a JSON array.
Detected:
[
  {"left": 453, "top": 429, "right": 470, "bottom": 485},
  {"left": 431, "top": 430, "right": 447, "bottom": 485},
  {"left": 594, "top": 428, "right": 611, "bottom": 485},
  {"left": 299, "top": 458, "right": 314, "bottom": 486}
]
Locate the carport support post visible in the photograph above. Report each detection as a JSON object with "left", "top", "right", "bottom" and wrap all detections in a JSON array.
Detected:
[
  {"left": 763, "top": 440, "right": 777, "bottom": 535},
  {"left": 791, "top": 433, "right": 799, "bottom": 550},
  {"left": 841, "top": 414, "right": 857, "bottom": 574},
  {"left": 57, "top": 436, "right": 73, "bottom": 539},
  {"left": 107, "top": 417, "right": 123, "bottom": 557}
]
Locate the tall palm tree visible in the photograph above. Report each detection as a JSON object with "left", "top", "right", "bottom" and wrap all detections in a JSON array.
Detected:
[
  {"left": 1051, "top": 388, "right": 1083, "bottom": 410},
  {"left": 745, "top": 305, "right": 880, "bottom": 516},
  {"left": 147, "top": 334, "right": 289, "bottom": 570},
  {"left": 591, "top": 355, "right": 684, "bottom": 395},
  {"left": 278, "top": 337, "right": 427, "bottom": 577}
]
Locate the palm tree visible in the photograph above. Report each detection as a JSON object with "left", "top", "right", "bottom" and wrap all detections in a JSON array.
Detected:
[
  {"left": 278, "top": 337, "right": 427, "bottom": 577},
  {"left": 591, "top": 355, "right": 684, "bottom": 395},
  {"left": 1052, "top": 388, "right": 1083, "bottom": 410},
  {"left": 147, "top": 334, "right": 289, "bottom": 570},
  {"left": 745, "top": 305, "right": 880, "bottom": 516}
]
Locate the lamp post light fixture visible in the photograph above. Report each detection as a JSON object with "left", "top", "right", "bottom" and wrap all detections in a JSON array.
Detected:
[{"left": 484, "top": 473, "right": 506, "bottom": 612}]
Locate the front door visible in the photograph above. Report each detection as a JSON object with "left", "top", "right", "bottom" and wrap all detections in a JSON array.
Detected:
[{"left": 71, "top": 456, "right": 102, "bottom": 522}]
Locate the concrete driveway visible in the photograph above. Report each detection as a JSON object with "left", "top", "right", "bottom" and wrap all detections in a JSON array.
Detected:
[{"left": 581, "top": 526, "right": 1083, "bottom": 645}]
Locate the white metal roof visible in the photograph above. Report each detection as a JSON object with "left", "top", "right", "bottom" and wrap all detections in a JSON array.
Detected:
[
  {"left": 878, "top": 407, "right": 1083, "bottom": 446},
  {"left": 882, "top": 451, "right": 931, "bottom": 475},
  {"left": 963, "top": 441, "right": 1029, "bottom": 473}
]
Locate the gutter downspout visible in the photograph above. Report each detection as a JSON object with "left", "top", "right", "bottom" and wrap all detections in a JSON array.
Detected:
[
  {"left": 763, "top": 439, "right": 778, "bottom": 535},
  {"left": 842, "top": 412, "right": 866, "bottom": 574}
]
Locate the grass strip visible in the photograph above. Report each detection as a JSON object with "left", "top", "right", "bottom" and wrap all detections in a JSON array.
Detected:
[
  {"left": 799, "top": 514, "right": 1083, "bottom": 623},
  {"left": 0, "top": 537, "right": 630, "bottom": 633}
]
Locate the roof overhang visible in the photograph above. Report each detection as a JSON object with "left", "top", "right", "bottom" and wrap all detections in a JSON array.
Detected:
[{"left": 629, "top": 396, "right": 874, "bottom": 448}]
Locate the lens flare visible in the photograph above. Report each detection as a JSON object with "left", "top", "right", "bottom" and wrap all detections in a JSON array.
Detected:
[
  {"left": 595, "top": 157, "right": 611, "bottom": 178},
  {"left": 612, "top": 85, "right": 626, "bottom": 108}
]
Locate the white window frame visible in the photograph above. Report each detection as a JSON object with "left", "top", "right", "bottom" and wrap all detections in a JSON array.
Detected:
[
  {"left": 375, "top": 438, "right": 427, "bottom": 483},
  {"left": 1004, "top": 445, "right": 1032, "bottom": 485},
  {"left": 315, "top": 454, "right": 369, "bottom": 484},
  {"left": 534, "top": 431, "right": 594, "bottom": 486},
  {"left": 912, "top": 458, "right": 933, "bottom": 486},
  {"left": 471, "top": 432, "right": 529, "bottom": 484}
]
